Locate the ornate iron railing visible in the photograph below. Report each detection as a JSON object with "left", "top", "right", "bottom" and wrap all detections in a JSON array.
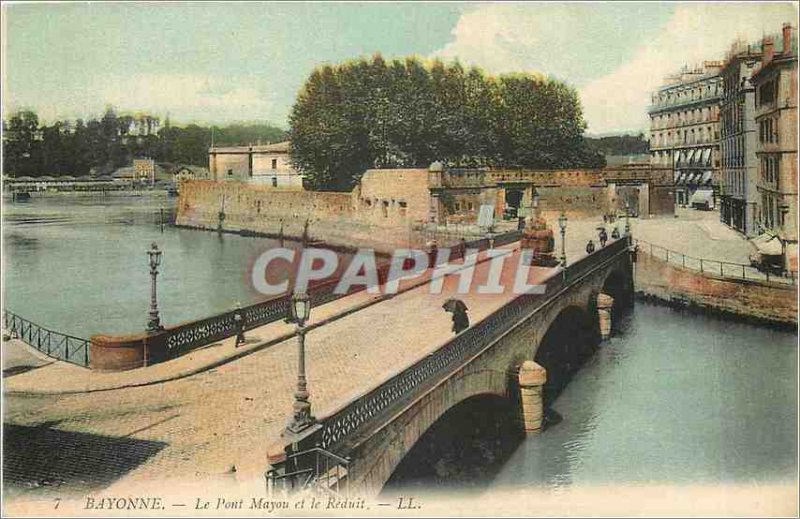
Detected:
[
  {"left": 2, "top": 309, "right": 90, "bottom": 367},
  {"left": 317, "top": 237, "right": 630, "bottom": 450},
  {"left": 162, "top": 229, "right": 522, "bottom": 358}
]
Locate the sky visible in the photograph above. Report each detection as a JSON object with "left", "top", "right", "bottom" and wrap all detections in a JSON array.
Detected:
[{"left": 2, "top": 2, "right": 797, "bottom": 135}]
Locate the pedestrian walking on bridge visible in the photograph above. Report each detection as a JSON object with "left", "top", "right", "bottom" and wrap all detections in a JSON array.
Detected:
[
  {"left": 599, "top": 228, "right": 608, "bottom": 248},
  {"left": 443, "top": 298, "right": 469, "bottom": 334}
]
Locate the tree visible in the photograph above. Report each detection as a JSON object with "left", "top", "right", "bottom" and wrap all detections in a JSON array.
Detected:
[
  {"left": 2, "top": 108, "right": 286, "bottom": 177},
  {"left": 289, "top": 55, "right": 604, "bottom": 190},
  {"left": 3, "top": 110, "right": 41, "bottom": 177}
]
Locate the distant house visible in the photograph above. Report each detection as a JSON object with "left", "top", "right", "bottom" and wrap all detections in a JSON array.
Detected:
[
  {"left": 112, "top": 162, "right": 168, "bottom": 184},
  {"left": 173, "top": 165, "right": 210, "bottom": 184},
  {"left": 208, "top": 141, "right": 303, "bottom": 189},
  {"left": 133, "top": 158, "right": 156, "bottom": 184}
]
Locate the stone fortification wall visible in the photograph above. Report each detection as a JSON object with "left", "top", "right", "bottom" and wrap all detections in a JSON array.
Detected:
[{"left": 176, "top": 169, "right": 431, "bottom": 251}]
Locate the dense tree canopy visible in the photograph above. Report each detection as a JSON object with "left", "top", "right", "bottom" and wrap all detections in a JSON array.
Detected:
[
  {"left": 289, "top": 55, "right": 605, "bottom": 191},
  {"left": 2, "top": 107, "right": 286, "bottom": 177}
]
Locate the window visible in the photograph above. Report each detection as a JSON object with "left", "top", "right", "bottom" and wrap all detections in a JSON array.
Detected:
[
  {"left": 271, "top": 159, "right": 277, "bottom": 170},
  {"left": 758, "top": 79, "right": 777, "bottom": 106},
  {"left": 271, "top": 177, "right": 277, "bottom": 187},
  {"left": 227, "top": 168, "right": 233, "bottom": 176}
]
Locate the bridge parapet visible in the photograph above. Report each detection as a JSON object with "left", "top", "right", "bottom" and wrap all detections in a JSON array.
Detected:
[{"left": 267, "top": 237, "right": 633, "bottom": 493}]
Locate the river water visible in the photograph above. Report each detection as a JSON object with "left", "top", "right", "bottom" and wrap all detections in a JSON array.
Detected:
[
  {"left": 4, "top": 197, "right": 798, "bottom": 490},
  {"left": 383, "top": 302, "right": 797, "bottom": 493},
  {"left": 3, "top": 195, "right": 288, "bottom": 337}
]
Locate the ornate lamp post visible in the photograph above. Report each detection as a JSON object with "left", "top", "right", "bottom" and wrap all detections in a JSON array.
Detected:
[
  {"left": 624, "top": 200, "right": 631, "bottom": 236},
  {"left": 558, "top": 212, "right": 568, "bottom": 267},
  {"left": 286, "top": 291, "right": 314, "bottom": 434},
  {"left": 146, "top": 242, "right": 163, "bottom": 332}
]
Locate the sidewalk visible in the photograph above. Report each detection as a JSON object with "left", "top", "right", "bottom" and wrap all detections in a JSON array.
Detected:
[{"left": 4, "top": 243, "right": 522, "bottom": 396}]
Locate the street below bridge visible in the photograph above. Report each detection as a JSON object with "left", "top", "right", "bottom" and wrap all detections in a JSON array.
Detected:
[{"left": 4, "top": 226, "right": 616, "bottom": 504}]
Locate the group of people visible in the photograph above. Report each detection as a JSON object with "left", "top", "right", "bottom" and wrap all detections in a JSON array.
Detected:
[{"left": 586, "top": 225, "right": 622, "bottom": 254}]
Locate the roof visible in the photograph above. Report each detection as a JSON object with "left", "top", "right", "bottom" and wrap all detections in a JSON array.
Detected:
[
  {"left": 111, "top": 167, "right": 136, "bottom": 178},
  {"left": 209, "top": 141, "right": 290, "bottom": 154},
  {"left": 173, "top": 164, "right": 209, "bottom": 175}
]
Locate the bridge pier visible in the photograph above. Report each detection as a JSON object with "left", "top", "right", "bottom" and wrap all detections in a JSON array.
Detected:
[
  {"left": 518, "top": 361, "right": 547, "bottom": 433},
  {"left": 597, "top": 293, "right": 614, "bottom": 340}
]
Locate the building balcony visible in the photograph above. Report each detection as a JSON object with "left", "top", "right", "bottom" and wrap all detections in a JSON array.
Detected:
[
  {"left": 649, "top": 117, "right": 720, "bottom": 131},
  {"left": 650, "top": 140, "right": 720, "bottom": 151},
  {"left": 647, "top": 95, "right": 722, "bottom": 114}
]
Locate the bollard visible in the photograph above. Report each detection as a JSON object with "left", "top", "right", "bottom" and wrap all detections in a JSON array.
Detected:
[
  {"left": 597, "top": 293, "right": 614, "bottom": 340},
  {"left": 518, "top": 361, "right": 547, "bottom": 433}
]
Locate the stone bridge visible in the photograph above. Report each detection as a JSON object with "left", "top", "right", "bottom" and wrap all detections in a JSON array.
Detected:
[{"left": 267, "top": 237, "right": 635, "bottom": 496}]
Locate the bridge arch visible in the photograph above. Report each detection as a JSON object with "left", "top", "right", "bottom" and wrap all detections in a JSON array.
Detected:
[
  {"left": 382, "top": 391, "right": 522, "bottom": 491},
  {"left": 347, "top": 367, "right": 516, "bottom": 494},
  {"left": 600, "top": 265, "right": 633, "bottom": 312},
  {"left": 533, "top": 305, "right": 597, "bottom": 405}
]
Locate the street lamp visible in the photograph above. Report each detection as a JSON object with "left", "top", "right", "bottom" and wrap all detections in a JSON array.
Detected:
[
  {"left": 532, "top": 188, "right": 540, "bottom": 220},
  {"left": 146, "top": 242, "right": 163, "bottom": 332},
  {"left": 624, "top": 200, "right": 631, "bottom": 236},
  {"left": 286, "top": 291, "right": 314, "bottom": 434},
  {"left": 558, "top": 212, "right": 568, "bottom": 267}
]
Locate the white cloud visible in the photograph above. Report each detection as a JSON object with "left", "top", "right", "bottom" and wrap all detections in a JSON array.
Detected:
[
  {"left": 433, "top": 2, "right": 798, "bottom": 134},
  {"left": 580, "top": 3, "right": 797, "bottom": 134},
  {"left": 435, "top": 4, "right": 545, "bottom": 74}
]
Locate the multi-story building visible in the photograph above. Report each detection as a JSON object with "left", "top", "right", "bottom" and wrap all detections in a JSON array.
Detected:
[
  {"left": 208, "top": 141, "right": 304, "bottom": 189},
  {"left": 751, "top": 24, "right": 797, "bottom": 257},
  {"left": 649, "top": 62, "right": 722, "bottom": 207},
  {"left": 719, "top": 40, "right": 763, "bottom": 236},
  {"left": 133, "top": 157, "right": 156, "bottom": 185}
]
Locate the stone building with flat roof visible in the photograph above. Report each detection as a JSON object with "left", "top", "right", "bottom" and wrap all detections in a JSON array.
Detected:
[
  {"left": 649, "top": 62, "right": 722, "bottom": 208},
  {"left": 208, "top": 141, "right": 303, "bottom": 189},
  {"left": 751, "top": 24, "right": 797, "bottom": 253}
]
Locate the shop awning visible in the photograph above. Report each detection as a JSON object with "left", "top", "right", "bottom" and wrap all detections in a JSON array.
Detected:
[
  {"left": 752, "top": 233, "right": 784, "bottom": 256},
  {"left": 701, "top": 171, "right": 713, "bottom": 184},
  {"left": 701, "top": 148, "right": 712, "bottom": 166}
]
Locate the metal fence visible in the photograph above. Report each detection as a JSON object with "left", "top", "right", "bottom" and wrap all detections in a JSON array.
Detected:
[
  {"left": 317, "top": 238, "right": 629, "bottom": 451},
  {"left": 164, "top": 229, "right": 524, "bottom": 359},
  {"left": 266, "top": 447, "right": 350, "bottom": 499},
  {"left": 635, "top": 239, "right": 796, "bottom": 286},
  {"left": 2, "top": 309, "right": 90, "bottom": 367}
]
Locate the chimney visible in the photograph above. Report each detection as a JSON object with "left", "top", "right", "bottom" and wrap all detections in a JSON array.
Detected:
[
  {"left": 783, "top": 23, "right": 793, "bottom": 55},
  {"left": 763, "top": 36, "right": 774, "bottom": 64}
]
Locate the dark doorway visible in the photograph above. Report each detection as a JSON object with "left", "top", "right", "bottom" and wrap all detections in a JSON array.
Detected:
[
  {"left": 504, "top": 189, "right": 524, "bottom": 219},
  {"left": 615, "top": 186, "right": 640, "bottom": 217}
]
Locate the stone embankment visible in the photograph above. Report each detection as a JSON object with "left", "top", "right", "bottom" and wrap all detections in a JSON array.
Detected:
[{"left": 634, "top": 248, "right": 798, "bottom": 327}]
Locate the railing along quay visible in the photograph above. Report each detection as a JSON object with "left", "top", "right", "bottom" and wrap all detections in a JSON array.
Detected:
[
  {"left": 2, "top": 309, "right": 90, "bottom": 367},
  {"left": 635, "top": 239, "right": 796, "bottom": 286},
  {"left": 317, "top": 237, "right": 630, "bottom": 451},
  {"left": 163, "top": 229, "right": 523, "bottom": 360}
]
